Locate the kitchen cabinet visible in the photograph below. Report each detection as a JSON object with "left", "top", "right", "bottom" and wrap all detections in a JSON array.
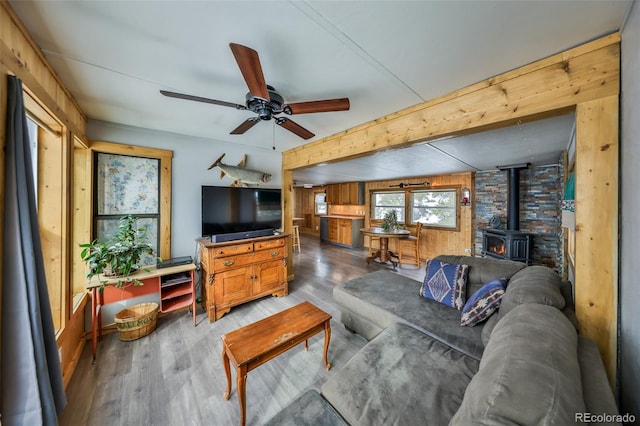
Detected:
[
  {"left": 326, "top": 184, "right": 341, "bottom": 204},
  {"left": 320, "top": 217, "right": 364, "bottom": 248},
  {"left": 337, "top": 219, "right": 352, "bottom": 246},
  {"left": 326, "top": 182, "right": 365, "bottom": 205}
]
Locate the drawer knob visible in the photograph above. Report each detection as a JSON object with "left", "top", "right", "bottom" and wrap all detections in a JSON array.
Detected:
[
  {"left": 222, "top": 260, "right": 235, "bottom": 266},
  {"left": 271, "top": 251, "right": 279, "bottom": 257}
]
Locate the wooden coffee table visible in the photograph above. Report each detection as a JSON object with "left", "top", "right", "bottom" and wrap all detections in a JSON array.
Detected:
[{"left": 221, "top": 301, "right": 332, "bottom": 426}]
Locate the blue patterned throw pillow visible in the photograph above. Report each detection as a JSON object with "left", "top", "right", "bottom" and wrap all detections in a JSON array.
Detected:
[
  {"left": 460, "top": 278, "right": 507, "bottom": 327},
  {"left": 420, "top": 260, "right": 468, "bottom": 310}
]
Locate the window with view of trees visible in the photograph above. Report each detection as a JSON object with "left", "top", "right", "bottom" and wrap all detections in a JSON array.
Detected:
[
  {"left": 410, "top": 189, "right": 457, "bottom": 228},
  {"left": 315, "top": 192, "right": 327, "bottom": 215},
  {"left": 372, "top": 191, "right": 406, "bottom": 222}
]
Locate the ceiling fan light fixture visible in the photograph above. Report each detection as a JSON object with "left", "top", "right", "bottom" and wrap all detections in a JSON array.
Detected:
[
  {"left": 162, "top": 43, "right": 349, "bottom": 139},
  {"left": 257, "top": 106, "right": 272, "bottom": 120}
]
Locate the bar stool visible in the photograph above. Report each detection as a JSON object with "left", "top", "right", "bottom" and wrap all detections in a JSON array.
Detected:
[{"left": 292, "top": 225, "right": 301, "bottom": 252}]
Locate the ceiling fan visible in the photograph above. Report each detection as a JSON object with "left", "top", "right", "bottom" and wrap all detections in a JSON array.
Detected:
[{"left": 160, "top": 43, "right": 350, "bottom": 140}]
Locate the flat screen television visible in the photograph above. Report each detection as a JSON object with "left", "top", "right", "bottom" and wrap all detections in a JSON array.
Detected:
[{"left": 201, "top": 186, "right": 282, "bottom": 238}]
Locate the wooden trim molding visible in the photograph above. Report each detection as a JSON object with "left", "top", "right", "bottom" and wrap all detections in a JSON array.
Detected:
[{"left": 574, "top": 95, "right": 619, "bottom": 387}]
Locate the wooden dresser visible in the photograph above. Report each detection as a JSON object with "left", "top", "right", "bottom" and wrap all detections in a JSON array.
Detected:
[{"left": 198, "top": 234, "right": 289, "bottom": 322}]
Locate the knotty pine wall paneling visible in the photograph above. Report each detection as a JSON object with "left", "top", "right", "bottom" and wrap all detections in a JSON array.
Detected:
[{"left": 364, "top": 173, "right": 474, "bottom": 262}]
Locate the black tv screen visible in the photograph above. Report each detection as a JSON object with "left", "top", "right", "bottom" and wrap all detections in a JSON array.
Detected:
[{"left": 201, "top": 186, "right": 282, "bottom": 237}]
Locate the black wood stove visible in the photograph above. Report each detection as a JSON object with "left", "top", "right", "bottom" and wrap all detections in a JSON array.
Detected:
[{"left": 481, "top": 164, "right": 533, "bottom": 265}]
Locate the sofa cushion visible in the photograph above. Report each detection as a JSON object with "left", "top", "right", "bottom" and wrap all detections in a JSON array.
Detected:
[
  {"left": 420, "top": 259, "right": 468, "bottom": 310},
  {"left": 334, "top": 270, "right": 485, "bottom": 359},
  {"left": 433, "top": 255, "right": 526, "bottom": 296},
  {"left": 500, "top": 265, "right": 566, "bottom": 315},
  {"left": 264, "top": 389, "right": 348, "bottom": 426},
  {"left": 480, "top": 312, "right": 500, "bottom": 346},
  {"left": 578, "top": 337, "right": 621, "bottom": 421},
  {"left": 451, "top": 304, "right": 585, "bottom": 425},
  {"left": 481, "top": 265, "right": 568, "bottom": 344},
  {"left": 322, "top": 322, "right": 479, "bottom": 426},
  {"left": 460, "top": 278, "right": 506, "bottom": 327}
]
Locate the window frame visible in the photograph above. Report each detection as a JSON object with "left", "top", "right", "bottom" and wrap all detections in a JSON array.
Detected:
[
  {"left": 314, "top": 191, "right": 327, "bottom": 215},
  {"left": 25, "top": 91, "right": 67, "bottom": 333},
  {"left": 370, "top": 190, "right": 406, "bottom": 223},
  {"left": 92, "top": 152, "right": 162, "bottom": 260},
  {"left": 369, "top": 186, "right": 461, "bottom": 231},
  {"left": 89, "top": 142, "right": 173, "bottom": 261},
  {"left": 409, "top": 187, "right": 460, "bottom": 230}
]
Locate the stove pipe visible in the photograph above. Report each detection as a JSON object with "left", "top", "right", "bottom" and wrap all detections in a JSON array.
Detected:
[{"left": 497, "top": 163, "right": 529, "bottom": 231}]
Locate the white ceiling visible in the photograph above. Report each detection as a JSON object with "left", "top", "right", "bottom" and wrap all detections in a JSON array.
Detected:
[{"left": 9, "top": 0, "right": 631, "bottom": 185}]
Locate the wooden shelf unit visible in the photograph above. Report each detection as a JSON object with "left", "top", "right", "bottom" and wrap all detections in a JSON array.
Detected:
[
  {"left": 86, "top": 263, "right": 196, "bottom": 361},
  {"left": 198, "top": 234, "right": 289, "bottom": 322},
  {"left": 160, "top": 271, "right": 195, "bottom": 312}
]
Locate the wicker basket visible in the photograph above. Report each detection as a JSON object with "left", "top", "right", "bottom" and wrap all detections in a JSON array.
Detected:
[{"left": 114, "top": 302, "right": 158, "bottom": 341}]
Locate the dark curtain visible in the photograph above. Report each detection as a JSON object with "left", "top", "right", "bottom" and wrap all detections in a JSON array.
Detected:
[{"left": 1, "top": 76, "right": 66, "bottom": 424}]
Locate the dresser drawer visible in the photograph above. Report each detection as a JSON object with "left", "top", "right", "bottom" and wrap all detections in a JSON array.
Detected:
[
  {"left": 254, "top": 238, "right": 286, "bottom": 251},
  {"left": 213, "top": 247, "right": 285, "bottom": 270},
  {"left": 214, "top": 243, "right": 254, "bottom": 257}
]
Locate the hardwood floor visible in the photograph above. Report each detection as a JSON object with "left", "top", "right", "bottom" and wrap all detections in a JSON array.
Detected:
[{"left": 59, "top": 234, "right": 425, "bottom": 426}]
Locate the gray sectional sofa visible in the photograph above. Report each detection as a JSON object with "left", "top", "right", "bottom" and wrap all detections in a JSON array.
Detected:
[{"left": 266, "top": 255, "right": 620, "bottom": 426}]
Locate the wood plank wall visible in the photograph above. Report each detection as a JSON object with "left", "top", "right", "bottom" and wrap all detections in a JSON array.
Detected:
[
  {"left": 364, "top": 173, "right": 474, "bottom": 261},
  {"left": 282, "top": 34, "right": 620, "bottom": 386},
  {"left": 1, "top": 1, "right": 89, "bottom": 386},
  {"left": 294, "top": 186, "right": 327, "bottom": 235}
]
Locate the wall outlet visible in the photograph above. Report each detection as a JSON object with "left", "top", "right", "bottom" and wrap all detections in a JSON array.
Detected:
[
  {"left": 315, "top": 226, "right": 319, "bottom": 231},
  {"left": 58, "top": 347, "right": 62, "bottom": 364},
  {"left": 464, "top": 248, "right": 471, "bottom": 253}
]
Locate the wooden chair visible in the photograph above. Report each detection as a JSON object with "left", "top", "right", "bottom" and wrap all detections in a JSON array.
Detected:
[
  {"left": 398, "top": 222, "right": 423, "bottom": 268},
  {"left": 292, "top": 225, "right": 301, "bottom": 253},
  {"left": 369, "top": 235, "right": 381, "bottom": 256}
]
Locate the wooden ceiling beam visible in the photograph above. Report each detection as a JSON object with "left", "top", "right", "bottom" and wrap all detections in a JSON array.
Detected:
[{"left": 282, "top": 33, "right": 620, "bottom": 171}]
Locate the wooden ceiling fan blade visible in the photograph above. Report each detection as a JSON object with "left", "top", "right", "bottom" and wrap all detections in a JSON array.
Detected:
[
  {"left": 284, "top": 98, "right": 350, "bottom": 115},
  {"left": 229, "top": 43, "right": 269, "bottom": 101},
  {"left": 230, "top": 117, "right": 260, "bottom": 135},
  {"left": 276, "top": 118, "right": 315, "bottom": 140},
  {"left": 160, "top": 90, "right": 246, "bottom": 110}
]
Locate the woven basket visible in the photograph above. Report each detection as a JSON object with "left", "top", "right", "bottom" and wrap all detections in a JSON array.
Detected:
[{"left": 114, "top": 302, "right": 158, "bottom": 341}]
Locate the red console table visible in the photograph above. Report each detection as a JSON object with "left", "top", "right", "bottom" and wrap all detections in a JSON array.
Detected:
[{"left": 86, "top": 263, "right": 197, "bottom": 362}]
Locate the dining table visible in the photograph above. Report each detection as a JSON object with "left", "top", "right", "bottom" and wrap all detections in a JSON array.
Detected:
[{"left": 360, "top": 227, "right": 411, "bottom": 270}]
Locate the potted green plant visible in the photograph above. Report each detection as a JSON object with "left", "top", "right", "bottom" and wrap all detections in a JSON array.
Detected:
[
  {"left": 382, "top": 210, "right": 399, "bottom": 231},
  {"left": 80, "top": 215, "right": 157, "bottom": 289}
]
